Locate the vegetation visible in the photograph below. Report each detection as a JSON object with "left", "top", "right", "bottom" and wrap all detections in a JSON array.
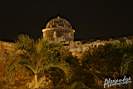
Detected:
[{"left": 0, "top": 35, "right": 133, "bottom": 89}]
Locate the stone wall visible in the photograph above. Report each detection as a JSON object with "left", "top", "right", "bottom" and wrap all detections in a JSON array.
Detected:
[{"left": 0, "top": 41, "right": 15, "bottom": 53}]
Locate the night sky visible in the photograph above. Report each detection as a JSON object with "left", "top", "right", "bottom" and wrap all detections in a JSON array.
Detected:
[{"left": 0, "top": 0, "right": 133, "bottom": 41}]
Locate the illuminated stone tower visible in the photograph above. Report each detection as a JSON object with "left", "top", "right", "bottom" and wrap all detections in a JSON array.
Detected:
[{"left": 42, "top": 16, "right": 75, "bottom": 42}]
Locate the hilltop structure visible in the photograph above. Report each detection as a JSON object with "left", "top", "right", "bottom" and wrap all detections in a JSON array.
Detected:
[
  {"left": 42, "top": 16, "right": 75, "bottom": 42},
  {"left": 41, "top": 16, "right": 110, "bottom": 58}
]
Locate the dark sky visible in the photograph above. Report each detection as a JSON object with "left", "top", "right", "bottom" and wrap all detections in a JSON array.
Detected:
[{"left": 0, "top": 0, "right": 133, "bottom": 41}]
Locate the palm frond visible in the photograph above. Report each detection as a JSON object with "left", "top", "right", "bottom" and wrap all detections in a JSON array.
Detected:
[
  {"left": 23, "top": 64, "right": 37, "bottom": 74},
  {"left": 39, "top": 62, "right": 72, "bottom": 79}
]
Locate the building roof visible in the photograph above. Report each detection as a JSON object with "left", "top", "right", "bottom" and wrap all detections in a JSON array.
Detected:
[{"left": 46, "top": 16, "right": 72, "bottom": 29}]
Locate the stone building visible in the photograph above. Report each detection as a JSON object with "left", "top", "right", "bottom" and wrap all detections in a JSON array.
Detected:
[
  {"left": 41, "top": 16, "right": 110, "bottom": 58},
  {"left": 42, "top": 16, "right": 75, "bottom": 42}
]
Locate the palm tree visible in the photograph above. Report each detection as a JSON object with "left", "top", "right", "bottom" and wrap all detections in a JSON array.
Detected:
[{"left": 15, "top": 35, "right": 72, "bottom": 88}]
